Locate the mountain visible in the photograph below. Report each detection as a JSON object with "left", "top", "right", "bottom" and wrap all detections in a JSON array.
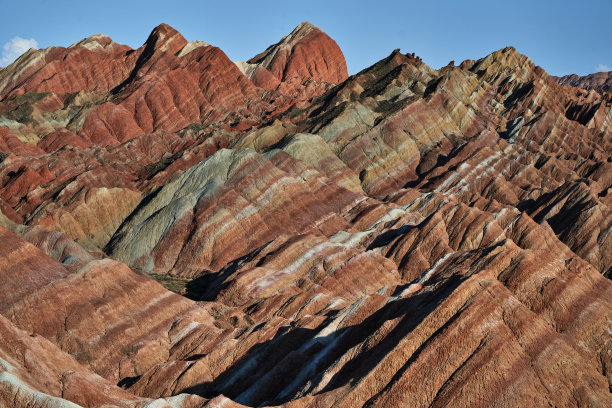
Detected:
[
  {"left": 553, "top": 71, "right": 612, "bottom": 93},
  {"left": 0, "top": 23, "right": 611, "bottom": 408},
  {"left": 236, "top": 21, "right": 348, "bottom": 99}
]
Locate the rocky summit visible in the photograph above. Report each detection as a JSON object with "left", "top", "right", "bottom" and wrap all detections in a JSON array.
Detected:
[{"left": 0, "top": 21, "right": 610, "bottom": 408}]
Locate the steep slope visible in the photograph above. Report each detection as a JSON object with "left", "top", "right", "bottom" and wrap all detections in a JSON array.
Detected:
[
  {"left": 0, "top": 223, "right": 220, "bottom": 382},
  {"left": 0, "top": 217, "right": 235, "bottom": 407},
  {"left": 0, "top": 313, "right": 140, "bottom": 408},
  {"left": 0, "top": 23, "right": 275, "bottom": 147},
  {"left": 106, "top": 147, "right": 363, "bottom": 276},
  {"left": 248, "top": 22, "right": 347, "bottom": 84},
  {"left": 237, "top": 22, "right": 348, "bottom": 99}
]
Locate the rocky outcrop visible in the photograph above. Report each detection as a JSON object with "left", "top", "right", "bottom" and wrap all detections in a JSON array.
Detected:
[
  {"left": 0, "top": 126, "right": 44, "bottom": 156},
  {"left": 239, "top": 22, "right": 349, "bottom": 99},
  {"left": 248, "top": 22, "right": 348, "bottom": 85},
  {"left": 0, "top": 225, "right": 219, "bottom": 381},
  {"left": 0, "top": 221, "right": 223, "bottom": 407}
]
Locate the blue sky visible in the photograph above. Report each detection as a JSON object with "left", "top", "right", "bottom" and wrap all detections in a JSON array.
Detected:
[{"left": 0, "top": 0, "right": 610, "bottom": 76}]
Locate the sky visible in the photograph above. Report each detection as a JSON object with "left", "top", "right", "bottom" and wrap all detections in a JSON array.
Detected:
[{"left": 0, "top": 0, "right": 610, "bottom": 76}]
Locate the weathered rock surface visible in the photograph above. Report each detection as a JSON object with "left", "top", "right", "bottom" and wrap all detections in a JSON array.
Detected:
[
  {"left": 0, "top": 220, "right": 225, "bottom": 407},
  {"left": 0, "top": 224, "right": 219, "bottom": 381},
  {"left": 553, "top": 71, "right": 612, "bottom": 93},
  {"left": 249, "top": 22, "right": 347, "bottom": 84},
  {"left": 0, "top": 313, "right": 139, "bottom": 408},
  {"left": 107, "top": 147, "right": 362, "bottom": 276},
  {"left": 241, "top": 22, "right": 348, "bottom": 99},
  {"left": 0, "top": 23, "right": 611, "bottom": 408}
]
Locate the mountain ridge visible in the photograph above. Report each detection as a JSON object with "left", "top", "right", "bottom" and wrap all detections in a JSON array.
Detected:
[{"left": 553, "top": 71, "right": 612, "bottom": 94}]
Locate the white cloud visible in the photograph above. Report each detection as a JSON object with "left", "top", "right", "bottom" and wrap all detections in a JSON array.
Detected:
[
  {"left": 0, "top": 36, "right": 38, "bottom": 67},
  {"left": 596, "top": 63, "right": 610, "bottom": 72}
]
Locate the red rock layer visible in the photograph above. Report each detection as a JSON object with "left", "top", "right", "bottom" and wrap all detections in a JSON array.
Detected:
[
  {"left": 0, "top": 34, "right": 136, "bottom": 98},
  {"left": 0, "top": 225, "right": 221, "bottom": 381},
  {"left": 0, "top": 127, "right": 44, "bottom": 156},
  {"left": 248, "top": 22, "right": 348, "bottom": 85},
  {"left": 0, "top": 221, "right": 232, "bottom": 407},
  {"left": 78, "top": 24, "right": 273, "bottom": 145},
  {"left": 242, "top": 22, "right": 349, "bottom": 99},
  {"left": 0, "top": 23, "right": 293, "bottom": 148},
  {"left": 0, "top": 313, "right": 141, "bottom": 408}
]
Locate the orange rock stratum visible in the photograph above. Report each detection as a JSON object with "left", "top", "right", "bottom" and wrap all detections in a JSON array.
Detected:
[{"left": 0, "top": 23, "right": 610, "bottom": 408}]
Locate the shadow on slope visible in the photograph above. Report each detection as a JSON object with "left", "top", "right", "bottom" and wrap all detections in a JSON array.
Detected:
[{"left": 180, "top": 274, "right": 466, "bottom": 406}]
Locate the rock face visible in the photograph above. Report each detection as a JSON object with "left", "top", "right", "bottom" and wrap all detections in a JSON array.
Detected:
[
  {"left": 107, "top": 147, "right": 361, "bottom": 276},
  {"left": 248, "top": 22, "right": 348, "bottom": 84},
  {"left": 239, "top": 22, "right": 349, "bottom": 99},
  {"left": 0, "top": 23, "right": 611, "bottom": 408},
  {"left": 553, "top": 71, "right": 612, "bottom": 93}
]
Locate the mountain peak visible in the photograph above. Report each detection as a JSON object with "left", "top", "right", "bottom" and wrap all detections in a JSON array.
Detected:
[
  {"left": 145, "top": 23, "right": 188, "bottom": 55},
  {"left": 296, "top": 21, "right": 316, "bottom": 29},
  {"left": 291, "top": 21, "right": 319, "bottom": 36},
  {"left": 462, "top": 46, "right": 536, "bottom": 83},
  {"left": 150, "top": 23, "right": 180, "bottom": 37},
  {"left": 271, "top": 21, "right": 323, "bottom": 55},
  {"left": 69, "top": 34, "right": 118, "bottom": 52},
  {"left": 247, "top": 22, "right": 348, "bottom": 84}
]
